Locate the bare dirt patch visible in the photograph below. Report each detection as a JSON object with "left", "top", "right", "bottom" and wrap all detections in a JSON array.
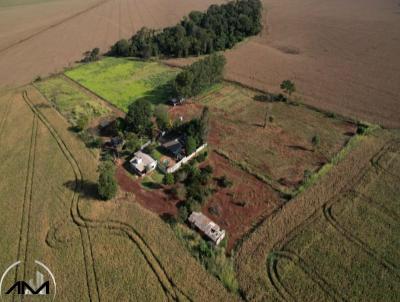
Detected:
[
  {"left": 203, "top": 152, "right": 283, "bottom": 251},
  {"left": 116, "top": 166, "right": 178, "bottom": 216}
]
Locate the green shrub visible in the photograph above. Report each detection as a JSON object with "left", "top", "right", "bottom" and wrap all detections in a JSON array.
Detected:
[
  {"left": 218, "top": 175, "right": 233, "bottom": 188},
  {"left": 164, "top": 173, "right": 175, "bottom": 185},
  {"left": 98, "top": 161, "right": 117, "bottom": 200}
]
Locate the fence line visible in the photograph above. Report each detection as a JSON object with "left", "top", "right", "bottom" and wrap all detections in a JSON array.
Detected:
[{"left": 159, "top": 144, "right": 207, "bottom": 174}]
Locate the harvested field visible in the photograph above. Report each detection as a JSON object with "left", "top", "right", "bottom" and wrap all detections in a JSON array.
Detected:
[
  {"left": 65, "top": 58, "right": 179, "bottom": 111},
  {"left": 0, "top": 0, "right": 224, "bottom": 87},
  {"left": 165, "top": 0, "right": 400, "bottom": 128},
  {"left": 224, "top": 0, "right": 400, "bottom": 128},
  {"left": 235, "top": 129, "right": 400, "bottom": 301},
  {"left": 0, "top": 86, "right": 236, "bottom": 301}
]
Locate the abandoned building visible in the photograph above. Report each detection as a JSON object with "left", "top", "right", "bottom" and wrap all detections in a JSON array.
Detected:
[
  {"left": 129, "top": 151, "right": 157, "bottom": 176},
  {"left": 188, "top": 212, "right": 226, "bottom": 245}
]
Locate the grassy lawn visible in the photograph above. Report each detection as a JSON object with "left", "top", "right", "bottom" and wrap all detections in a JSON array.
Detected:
[
  {"left": 65, "top": 58, "right": 179, "bottom": 112},
  {"left": 35, "top": 76, "right": 110, "bottom": 126}
]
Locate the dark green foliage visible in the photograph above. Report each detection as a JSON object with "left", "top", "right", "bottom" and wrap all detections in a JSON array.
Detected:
[
  {"left": 199, "top": 107, "right": 210, "bottom": 142},
  {"left": 218, "top": 175, "right": 233, "bottom": 188},
  {"left": 312, "top": 135, "right": 321, "bottom": 146},
  {"left": 75, "top": 113, "right": 89, "bottom": 132},
  {"left": 178, "top": 205, "right": 189, "bottom": 223},
  {"left": 186, "top": 135, "right": 197, "bottom": 155},
  {"left": 78, "top": 131, "right": 102, "bottom": 149},
  {"left": 110, "top": 0, "right": 262, "bottom": 59},
  {"left": 357, "top": 123, "right": 369, "bottom": 135},
  {"left": 154, "top": 104, "right": 170, "bottom": 130},
  {"left": 164, "top": 173, "right": 175, "bottom": 185},
  {"left": 123, "top": 132, "right": 141, "bottom": 153},
  {"left": 82, "top": 48, "right": 100, "bottom": 63},
  {"left": 98, "top": 160, "right": 118, "bottom": 200},
  {"left": 125, "top": 99, "right": 153, "bottom": 137},
  {"left": 280, "top": 80, "right": 296, "bottom": 96},
  {"left": 173, "top": 54, "right": 226, "bottom": 97},
  {"left": 196, "top": 151, "right": 208, "bottom": 163},
  {"left": 110, "top": 39, "right": 130, "bottom": 57}
]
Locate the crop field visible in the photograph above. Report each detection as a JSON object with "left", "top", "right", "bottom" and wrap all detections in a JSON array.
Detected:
[
  {"left": 0, "top": 86, "right": 235, "bottom": 301},
  {"left": 35, "top": 75, "right": 111, "bottom": 126},
  {"left": 0, "top": 0, "right": 224, "bottom": 87},
  {"left": 65, "top": 58, "right": 179, "bottom": 111},
  {"left": 235, "top": 129, "right": 400, "bottom": 301},
  {"left": 196, "top": 83, "right": 356, "bottom": 195}
]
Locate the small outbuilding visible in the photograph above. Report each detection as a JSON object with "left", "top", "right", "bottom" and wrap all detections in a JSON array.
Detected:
[
  {"left": 188, "top": 212, "right": 226, "bottom": 245},
  {"left": 169, "top": 97, "right": 186, "bottom": 106},
  {"left": 129, "top": 151, "right": 157, "bottom": 176}
]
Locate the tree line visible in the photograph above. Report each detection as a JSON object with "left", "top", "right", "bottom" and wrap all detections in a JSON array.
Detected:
[
  {"left": 174, "top": 54, "right": 226, "bottom": 97},
  {"left": 109, "top": 0, "right": 262, "bottom": 59}
]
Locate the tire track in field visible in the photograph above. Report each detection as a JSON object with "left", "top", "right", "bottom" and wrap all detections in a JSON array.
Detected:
[
  {"left": 0, "top": 93, "right": 13, "bottom": 139},
  {"left": 320, "top": 139, "right": 400, "bottom": 277},
  {"left": 22, "top": 89, "right": 192, "bottom": 302},
  {"left": 13, "top": 113, "right": 38, "bottom": 302},
  {"left": 262, "top": 140, "right": 398, "bottom": 300},
  {"left": 0, "top": 0, "right": 114, "bottom": 55},
  {"left": 323, "top": 202, "right": 400, "bottom": 277},
  {"left": 267, "top": 250, "right": 346, "bottom": 302},
  {"left": 22, "top": 91, "right": 100, "bottom": 302},
  {"left": 371, "top": 140, "right": 400, "bottom": 181}
]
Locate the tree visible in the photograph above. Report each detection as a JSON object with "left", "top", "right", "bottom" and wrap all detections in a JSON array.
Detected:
[
  {"left": 111, "top": 39, "right": 130, "bottom": 56},
  {"left": 280, "top": 80, "right": 296, "bottom": 97},
  {"left": 124, "top": 132, "right": 141, "bottom": 153},
  {"left": 125, "top": 99, "right": 153, "bottom": 137},
  {"left": 154, "top": 105, "right": 170, "bottom": 131},
  {"left": 199, "top": 107, "right": 210, "bottom": 143},
  {"left": 164, "top": 173, "right": 175, "bottom": 185},
  {"left": 98, "top": 161, "right": 117, "bottom": 200},
  {"left": 173, "top": 54, "right": 226, "bottom": 98},
  {"left": 186, "top": 135, "right": 197, "bottom": 155}
]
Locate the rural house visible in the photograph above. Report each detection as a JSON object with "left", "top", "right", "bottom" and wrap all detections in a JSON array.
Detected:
[
  {"left": 188, "top": 212, "right": 226, "bottom": 245},
  {"left": 129, "top": 151, "right": 157, "bottom": 176},
  {"left": 161, "top": 136, "right": 185, "bottom": 160}
]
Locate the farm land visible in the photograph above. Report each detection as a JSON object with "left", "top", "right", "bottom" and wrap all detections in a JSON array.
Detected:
[
  {"left": 65, "top": 57, "right": 179, "bottom": 112},
  {"left": 57, "top": 59, "right": 361, "bottom": 253},
  {"left": 6, "top": 53, "right": 399, "bottom": 300},
  {"left": 0, "top": 0, "right": 399, "bottom": 300},
  {"left": 0, "top": 86, "right": 235, "bottom": 301}
]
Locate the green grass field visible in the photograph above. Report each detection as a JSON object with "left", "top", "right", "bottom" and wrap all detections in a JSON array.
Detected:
[
  {"left": 65, "top": 58, "right": 179, "bottom": 112},
  {"left": 35, "top": 76, "right": 110, "bottom": 127}
]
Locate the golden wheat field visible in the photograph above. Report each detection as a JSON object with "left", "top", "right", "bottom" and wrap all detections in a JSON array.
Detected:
[{"left": 0, "top": 86, "right": 236, "bottom": 301}]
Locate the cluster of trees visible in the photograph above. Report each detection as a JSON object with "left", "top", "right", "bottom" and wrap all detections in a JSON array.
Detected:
[
  {"left": 173, "top": 54, "right": 226, "bottom": 97},
  {"left": 176, "top": 163, "right": 214, "bottom": 222},
  {"left": 97, "top": 160, "right": 117, "bottom": 200},
  {"left": 81, "top": 48, "right": 100, "bottom": 63},
  {"left": 110, "top": 0, "right": 262, "bottom": 58}
]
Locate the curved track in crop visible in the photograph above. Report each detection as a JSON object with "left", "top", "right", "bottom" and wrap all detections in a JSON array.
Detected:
[
  {"left": 267, "top": 250, "right": 345, "bottom": 302},
  {"left": 22, "top": 89, "right": 191, "bottom": 301}
]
